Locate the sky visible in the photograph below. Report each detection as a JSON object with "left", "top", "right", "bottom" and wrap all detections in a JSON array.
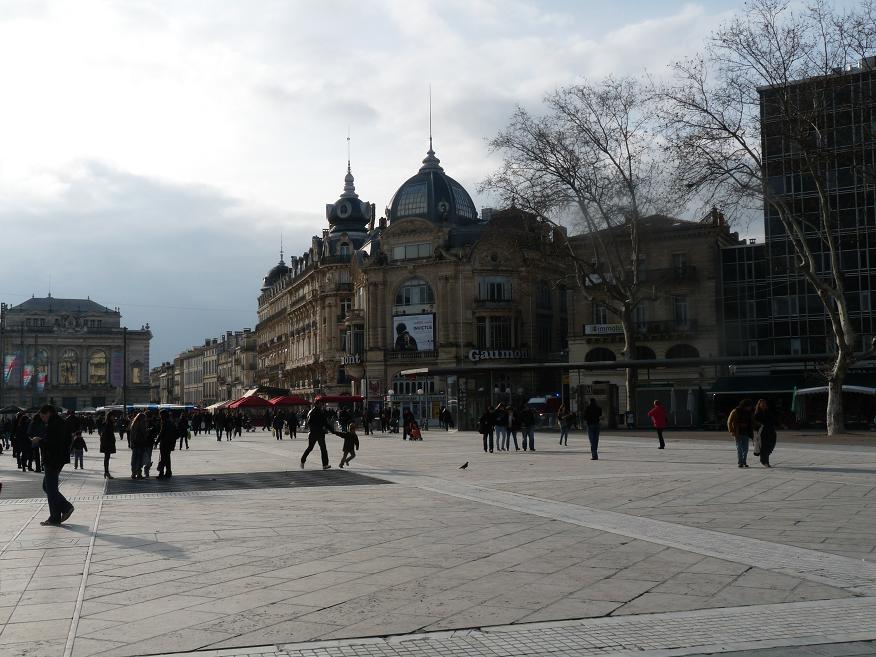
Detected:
[{"left": 0, "top": 0, "right": 753, "bottom": 364}]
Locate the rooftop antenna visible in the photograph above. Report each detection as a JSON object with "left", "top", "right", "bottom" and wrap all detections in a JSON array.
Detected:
[
  {"left": 280, "top": 233, "right": 284, "bottom": 262},
  {"left": 347, "top": 125, "right": 351, "bottom": 173},
  {"left": 48, "top": 274, "right": 52, "bottom": 298},
  {"left": 428, "top": 83, "right": 433, "bottom": 151}
]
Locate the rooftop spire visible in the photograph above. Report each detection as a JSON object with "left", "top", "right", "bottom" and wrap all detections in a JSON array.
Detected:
[
  {"left": 279, "top": 233, "right": 285, "bottom": 264},
  {"left": 420, "top": 84, "right": 443, "bottom": 172},
  {"left": 341, "top": 129, "right": 359, "bottom": 198}
]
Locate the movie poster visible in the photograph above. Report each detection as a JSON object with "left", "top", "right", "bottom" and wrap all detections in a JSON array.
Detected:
[
  {"left": 392, "top": 314, "right": 434, "bottom": 352},
  {"left": 36, "top": 372, "right": 47, "bottom": 393},
  {"left": 22, "top": 364, "right": 34, "bottom": 388}
]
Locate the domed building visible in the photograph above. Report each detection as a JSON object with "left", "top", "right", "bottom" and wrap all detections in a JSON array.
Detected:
[{"left": 255, "top": 140, "right": 570, "bottom": 426}]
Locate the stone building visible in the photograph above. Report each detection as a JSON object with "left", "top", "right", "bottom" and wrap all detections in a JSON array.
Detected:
[
  {"left": 257, "top": 142, "right": 570, "bottom": 427},
  {"left": 568, "top": 212, "right": 741, "bottom": 426},
  {"left": 0, "top": 296, "right": 151, "bottom": 410}
]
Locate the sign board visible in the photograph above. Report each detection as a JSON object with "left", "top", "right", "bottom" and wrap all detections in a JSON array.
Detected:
[
  {"left": 393, "top": 314, "right": 434, "bottom": 352},
  {"left": 468, "top": 349, "right": 528, "bottom": 362},
  {"left": 584, "top": 324, "right": 624, "bottom": 335}
]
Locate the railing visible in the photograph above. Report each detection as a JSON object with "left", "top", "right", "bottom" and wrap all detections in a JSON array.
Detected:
[{"left": 385, "top": 350, "right": 438, "bottom": 361}]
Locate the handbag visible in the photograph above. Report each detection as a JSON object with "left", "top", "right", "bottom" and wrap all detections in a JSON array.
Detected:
[{"left": 752, "top": 427, "right": 762, "bottom": 455}]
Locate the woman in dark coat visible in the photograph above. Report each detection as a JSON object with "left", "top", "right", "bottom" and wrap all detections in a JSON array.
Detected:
[
  {"left": 99, "top": 413, "right": 117, "bottom": 478},
  {"left": 479, "top": 410, "right": 495, "bottom": 453},
  {"left": 753, "top": 399, "right": 777, "bottom": 467},
  {"left": 15, "top": 414, "right": 31, "bottom": 471},
  {"left": 155, "top": 410, "right": 178, "bottom": 479}
]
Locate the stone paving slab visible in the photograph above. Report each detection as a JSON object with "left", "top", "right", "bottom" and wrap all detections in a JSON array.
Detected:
[{"left": 1, "top": 429, "right": 874, "bottom": 657}]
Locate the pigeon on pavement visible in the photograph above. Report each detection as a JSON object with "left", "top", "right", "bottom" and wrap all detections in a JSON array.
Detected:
[{"left": 459, "top": 462, "right": 469, "bottom": 470}]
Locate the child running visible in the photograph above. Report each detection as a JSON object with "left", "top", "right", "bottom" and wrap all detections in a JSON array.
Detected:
[{"left": 332, "top": 421, "right": 360, "bottom": 469}]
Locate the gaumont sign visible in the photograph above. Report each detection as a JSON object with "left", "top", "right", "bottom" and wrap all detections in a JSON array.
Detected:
[
  {"left": 468, "top": 349, "right": 529, "bottom": 362},
  {"left": 584, "top": 323, "right": 624, "bottom": 335}
]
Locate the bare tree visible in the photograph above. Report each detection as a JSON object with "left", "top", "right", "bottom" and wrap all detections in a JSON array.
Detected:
[
  {"left": 483, "top": 76, "right": 687, "bottom": 414},
  {"left": 662, "top": 0, "right": 876, "bottom": 435}
]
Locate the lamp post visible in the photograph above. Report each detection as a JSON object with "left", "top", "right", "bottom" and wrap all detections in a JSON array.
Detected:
[{"left": 416, "top": 387, "right": 424, "bottom": 428}]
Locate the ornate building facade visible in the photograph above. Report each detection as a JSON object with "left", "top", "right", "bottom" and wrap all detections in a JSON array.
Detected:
[
  {"left": 256, "top": 142, "right": 570, "bottom": 427},
  {"left": 0, "top": 296, "right": 151, "bottom": 410}
]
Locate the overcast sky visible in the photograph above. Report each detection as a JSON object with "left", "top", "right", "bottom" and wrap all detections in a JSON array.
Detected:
[{"left": 0, "top": 0, "right": 755, "bottom": 364}]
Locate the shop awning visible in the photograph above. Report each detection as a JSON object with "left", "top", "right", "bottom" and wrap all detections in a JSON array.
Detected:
[
  {"left": 269, "top": 395, "right": 311, "bottom": 406},
  {"left": 314, "top": 395, "right": 364, "bottom": 403},
  {"left": 226, "top": 396, "right": 271, "bottom": 409},
  {"left": 795, "top": 384, "right": 876, "bottom": 396},
  {"left": 206, "top": 401, "right": 229, "bottom": 411},
  {"left": 710, "top": 375, "right": 802, "bottom": 396}
]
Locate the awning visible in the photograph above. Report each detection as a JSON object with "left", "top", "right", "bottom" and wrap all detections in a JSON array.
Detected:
[
  {"left": 269, "top": 395, "right": 311, "bottom": 406},
  {"left": 314, "top": 395, "right": 364, "bottom": 403},
  {"left": 226, "top": 396, "right": 271, "bottom": 409},
  {"left": 206, "top": 401, "right": 230, "bottom": 411},
  {"left": 710, "top": 375, "right": 802, "bottom": 395}
]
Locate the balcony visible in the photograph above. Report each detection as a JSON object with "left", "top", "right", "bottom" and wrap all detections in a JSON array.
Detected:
[
  {"left": 585, "top": 266, "right": 698, "bottom": 288},
  {"left": 385, "top": 350, "right": 438, "bottom": 361}
]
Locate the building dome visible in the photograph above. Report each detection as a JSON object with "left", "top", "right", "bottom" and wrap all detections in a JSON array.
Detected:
[
  {"left": 261, "top": 258, "right": 289, "bottom": 291},
  {"left": 326, "top": 162, "right": 371, "bottom": 236},
  {"left": 387, "top": 142, "right": 478, "bottom": 225}
]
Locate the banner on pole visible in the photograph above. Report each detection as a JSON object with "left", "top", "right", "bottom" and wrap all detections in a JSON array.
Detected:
[{"left": 110, "top": 351, "right": 124, "bottom": 387}]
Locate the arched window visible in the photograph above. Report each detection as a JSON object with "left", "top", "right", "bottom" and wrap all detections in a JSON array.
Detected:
[
  {"left": 585, "top": 347, "right": 616, "bottom": 362},
  {"left": 635, "top": 346, "right": 657, "bottom": 360},
  {"left": 60, "top": 349, "right": 79, "bottom": 385},
  {"left": 665, "top": 344, "right": 700, "bottom": 359},
  {"left": 395, "top": 278, "right": 434, "bottom": 306},
  {"left": 89, "top": 350, "right": 108, "bottom": 384}
]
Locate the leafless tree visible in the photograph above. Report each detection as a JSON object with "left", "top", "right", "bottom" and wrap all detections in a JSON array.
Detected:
[
  {"left": 661, "top": 0, "right": 876, "bottom": 435},
  {"left": 483, "top": 76, "right": 688, "bottom": 414}
]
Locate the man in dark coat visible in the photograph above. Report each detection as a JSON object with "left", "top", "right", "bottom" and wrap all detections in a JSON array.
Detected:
[
  {"left": 301, "top": 400, "right": 332, "bottom": 470},
  {"left": 33, "top": 405, "right": 74, "bottom": 526},
  {"left": 155, "top": 410, "right": 178, "bottom": 478}
]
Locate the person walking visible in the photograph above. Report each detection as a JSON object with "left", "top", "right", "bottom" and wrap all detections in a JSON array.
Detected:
[
  {"left": 647, "top": 400, "right": 669, "bottom": 449},
  {"left": 15, "top": 414, "right": 31, "bottom": 471},
  {"left": 520, "top": 405, "right": 536, "bottom": 451},
  {"left": 727, "top": 398, "right": 755, "bottom": 468},
  {"left": 479, "top": 409, "right": 494, "bottom": 453},
  {"left": 273, "top": 411, "right": 285, "bottom": 440},
  {"left": 288, "top": 410, "right": 298, "bottom": 438},
  {"left": 753, "top": 399, "right": 777, "bottom": 468},
  {"left": 65, "top": 411, "right": 84, "bottom": 470},
  {"left": 155, "top": 410, "right": 178, "bottom": 478},
  {"left": 32, "top": 405, "right": 75, "bottom": 526},
  {"left": 214, "top": 412, "right": 224, "bottom": 441},
  {"left": 129, "top": 410, "right": 149, "bottom": 479},
  {"left": 27, "top": 412, "right": 45, "bottom": 472},
  {"left": 583, "top": 398, "right": 602, "bottom": 460},
  {"left": 301, "top": 399, "right": 332, "bottom": 470},
  {"left": 494, "top": 404, "right": 509, "bottom": 451},
  {"left": 99, "top": 414, "right": 117, "bottom": 479},
  {"left": 508, "top": 407, "right": 521, "bottom": 451},
  {"left": 177, "top": 413, "right": 190, "bottom": 450},
  {"left": 558, "top": 404, "right": 572, "bottom": 446}
]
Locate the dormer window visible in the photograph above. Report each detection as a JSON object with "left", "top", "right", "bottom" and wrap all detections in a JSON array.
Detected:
[
  {"left": 339, "top": 243, "right": 350, "bottom": 257},
  {"left": 392, "top": 243, "right": 432, "bottom": 261}
]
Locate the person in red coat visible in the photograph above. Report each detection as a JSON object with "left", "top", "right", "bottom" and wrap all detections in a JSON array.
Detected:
[{"left": 647, "top": 400, "right": 668, "bottom": 449}]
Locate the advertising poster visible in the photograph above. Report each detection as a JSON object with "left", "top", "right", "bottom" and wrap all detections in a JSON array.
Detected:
[
  {"left": 110, "top": 351, "right": 124, "bottom": 387},
  {"left": 392, "top": 314, "right": 434, "bottom": 352},
  {"left": 36, "top": 372, "right": 47, "bottom": 393},
  {"left": 4, "top": 354, "right": 20, "bottom": 387},
  {"left": 22, "top": 364, "right": 34, "bottom": 388}
]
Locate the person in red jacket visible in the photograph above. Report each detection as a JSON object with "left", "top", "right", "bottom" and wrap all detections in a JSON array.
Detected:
[{"left": 647, "top": 400, "right": 668, "bottom": 449}]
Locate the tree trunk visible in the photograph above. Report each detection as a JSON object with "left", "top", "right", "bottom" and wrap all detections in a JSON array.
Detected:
[
  {"left": 826, "top": 356, "right": 847, "bottom": 437},
  {"left": 621, "top": 307, "right": 637, "bottom": 416}
]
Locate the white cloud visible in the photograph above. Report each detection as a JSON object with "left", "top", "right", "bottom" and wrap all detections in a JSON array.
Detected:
[{"left": 0, "top": 0, "right": 746, "bottom": 361}]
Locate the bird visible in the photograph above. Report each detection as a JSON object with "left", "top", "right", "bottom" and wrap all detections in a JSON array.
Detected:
[{"left": 459, "top": 462, "right": 469, "bottom": 470}]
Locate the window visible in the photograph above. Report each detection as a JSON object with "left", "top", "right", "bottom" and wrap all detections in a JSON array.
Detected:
[
  {"left": 89, "top": 351, "right": 108, "bottom": 384},
  {"left": 60, "top": 349, "right": 79, "bottom": 385},
  {"left": 592, "top": 303, "right": 609, "bottom": 325},
  {"left": 771, "top": 295, "right": 799, "bottom": 316},
  {"left": 395, "top": 182, "right": 428, "bottom": 216},
  {"left": 585, "top": 347, "right": 616, "bottom": 362},
  {"left": 392, "top": 376, "right": 435, "bottom": 395},
  {"left": 391, "top": 243, "right": 432, "bottom": 261},
  {"left": 672, "top": 296, "right": 689, "bottom": 327},
  {"left": 536, "top": 316, "right": 552, "bottom": 352},
  {"left": 339, "top": 243, "right": 350, "bottom": 257},
  {"left": 475, "top": 316, "right": 513, "bottom": 348},
  {"left": 666, "top": 344, "right": 699, "bottom": 359},
  {"left": 672, "top": 253, "right": 688, "bottom": 273},
  {"left": 536, "top": 282, "right": 552, "bottom": 310},
  {"left": 340, "top": 297, "right": 352, "bottom": 318},
  {"left": 477, "top": 276, "right": 512, "bottom": 302},
  {"left": 634, "top": 302, "right": 648, "bottom": 329},
  {"left": 395, "top": 278, "right": 435, "bottom": 306}
]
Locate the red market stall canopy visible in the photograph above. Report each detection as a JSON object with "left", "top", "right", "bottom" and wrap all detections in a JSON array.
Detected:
[
  {"left": 227, "top": 396, "right": 271, "bottom": 409},
  {"left": 269, "top": 395, "right": 311, "bottom": 406},
  {"left": 314, "top": 395, "right": 364, "bottom": 403}
]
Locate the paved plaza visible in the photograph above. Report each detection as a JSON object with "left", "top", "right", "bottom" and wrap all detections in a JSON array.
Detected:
[{"left": 1, "top": 427, "right": 875, "bottom": 657}]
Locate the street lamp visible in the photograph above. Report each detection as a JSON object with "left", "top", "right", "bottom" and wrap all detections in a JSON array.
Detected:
[{"left": 416, "top": 387, "right": 424, "bottom": 428}]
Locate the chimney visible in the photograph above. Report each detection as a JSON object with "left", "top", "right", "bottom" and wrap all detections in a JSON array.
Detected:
[{"left": 379, "top": 216, "right": 387, "bottom": 229}]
